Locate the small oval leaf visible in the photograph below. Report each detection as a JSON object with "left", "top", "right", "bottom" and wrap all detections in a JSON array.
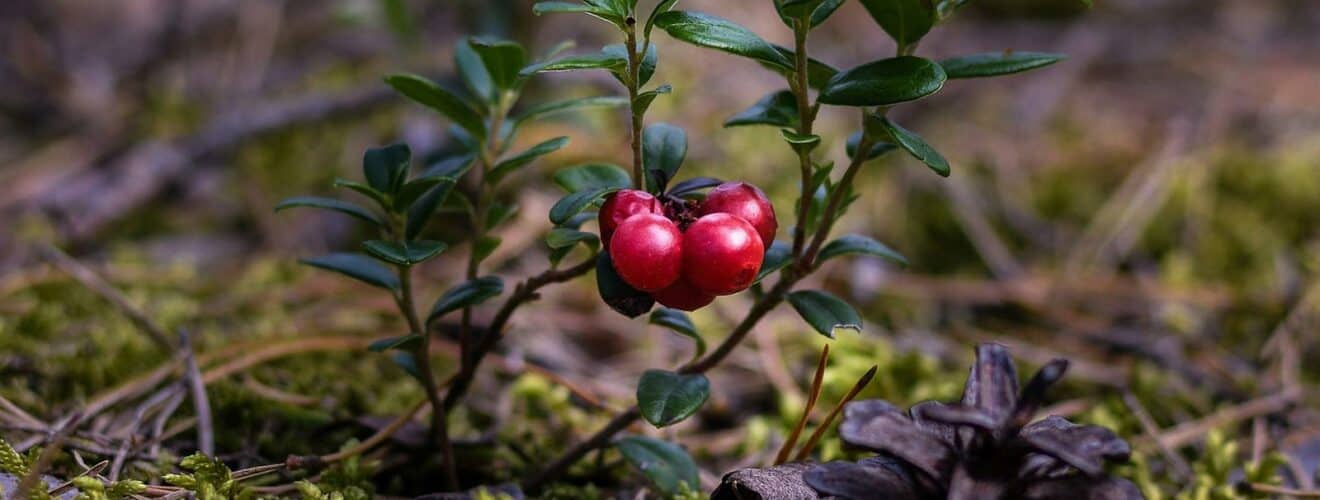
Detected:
[
  {"left": 384, "top": 74, "right": 486, "bottom": 139},
  {"left": 754, "top": 240, "right": 793, "bottom": 284},
  {"left": 649, "top": 308, "right": 705, "bottom": 357},
  {"left": 300, "top": 253, "right": 400, "bottom": 291},
  {"left": 939, "top": 51, "right": 1065, "bottom": 79},
  {"left": 428, "top": 276, "right": 504, "bottom": 321},
  {"left": 550, "top": 187, "right": 621, "bottom": 225},
  {"left": 362, "top": 240, "right": 448, "bottom": 266},
  {"left": 878, "top": 117, "right": 950, "bottom": 177},
  {"left": 275, "top": 197, "right": 384, "bottom": 227},
  {"left": 368, "top": 334, "right": 423, "bottom": 353},
  {"left": 616, "top": 436, "right": 700, "bottom": 498},
  {"left": 654, "top": 11, "right": 793, "bottom": 70},
  {"left": 489, "top": 136, "right": 570, "bottom": 185},
  {"left": 818, "top": 56, "right": 946, "bottom": 107},
  {"left": 725, "top": 90, "right": 799, "bottom": 128},
  {"left": 818, "top": 234, "right": 908, "bottom": 266},
  {"left": 787, "top": 289, "right": 861, "bottom": 338},
  {"left": 636, "top": 369, "right": 710, "bottom": 428},
  {"left": 553, "top": 163, "right": 631, "bottom": 192}
]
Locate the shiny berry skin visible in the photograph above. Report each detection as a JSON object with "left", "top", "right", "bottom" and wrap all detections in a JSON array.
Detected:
[
  {"left": 698, "top": 182, "right": 778, "bottom": 247},
  {"left": 681, "top": 213, "right": 765, "bottom": 295},
  {"left": 598, "top": 189, "right": 663, "bottom": 244},
  {"left": 608, "top": 214, "right": 683, "bottom": 292},
  {"left": 651, "top": 277, "right": 715, "bottom": 311}
]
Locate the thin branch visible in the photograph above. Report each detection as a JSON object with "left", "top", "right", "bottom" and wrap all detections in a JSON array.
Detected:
[
  {"left": 180, "top": 330, "right": 214, "bottom": 456},
  {"left": 1121, "top": 391, "right": 1191, "bottom": 481},
  {"left": 1151, "top": 389, "right": 1301, "bottom": 450},
  {"left": 36, "top": 242, "right": 172, "bottom": 349}
]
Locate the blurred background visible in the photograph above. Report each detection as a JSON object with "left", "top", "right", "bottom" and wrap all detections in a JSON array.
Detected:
[{"left": 1, "top": 0, "right": 1318, "bottom": 496}]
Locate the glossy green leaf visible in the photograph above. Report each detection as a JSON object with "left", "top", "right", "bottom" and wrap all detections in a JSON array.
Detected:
[
  {"left": 362, "top": 240, "right": 448, "bottom": 266},
  {"left": 300, "top": 253, "right": 400, "bottom": 291},
  {"left": 809, "top": 0, "right": 845, "bottom": 27},
  {"left": 601, "top": 43, "right": 658, "bottom": 87},
  {"left": 406, "top": 155, "right": 473, "bottom": 239},
  {"left": 780, "top": 128, "right": 821, "bottom": 154},
  {"left": 616, "top": 436, "right": 699, "bottom": 497},
  {"left": 519, "top": 51, "right": 626, "bottom": 77},
  {"left": 363, "top": 143, "right": 411, "bottom": 193},
  {"left": 473, "top": 236, "right": 501, "bottom": 265},
  {"left": 637, "top": 370, "right": 710, "bottom": 428},
  {"left": 845, "top": 132, "right": 899, "bottom": 161},
  {"left": 818, "top": 234, "right": 908, "bottom": 265},
  {"left": 654, "top": 11, "right": 792, "bottom": 70},
  {"left": 428, "top": 276, "right": 504, "bottom": 321},
  {"left": 550, "top": 187, "right": 620, "bottom": 225},
  {"left": 644, "top": 0, "right": 681, "bottom": 40},
  {"left": 394, "top": 176, "right": 454, "bottom": 211},
  {"left": 818, "top": 56, "right": 946, "bottom": 107},
  {"left": 858, "top": 0, "right": 935, "bottom": 46},
  {"left": 455, "top": 40, "right": 494, "bottom": 102},
  {"left": 779, "top": 0, "right": 827, "bottom": 18},
  {"left": 489, "top": 136, "right": 570, "bottom": 185},
  {"left": 643, "top": 123, "right": 686, "bottom": 191},
  {"left": 755, "top": 240, "right": 792, "bottom": 283},
  {"left": 878, "top": 117, "right": 950, "bottom": 176},
  {"left": 632, "top": 84, "right": 673, "bottom": 116},
  {"left": 514, "top": 96, "right": 627, "bottom": 126},
  {"left": 275, "top": 197, "right": 384, "bottom": 227},
  {"left": 385, "top": 74, "right": 485, "bottom": 139},
  {"left": 532, "top": 1, "right": 625, "bottom": 26},
  {"left": 553, "top": 163, "right": 631, "bottom": 192},
  {"left": 649, "top": 308, "right": 705, "bottom": 358},
  {"left": 390, "top": 352, "right": 421, "bottom": 378},
  {"left": 667, "top": 176, "right": 722, "bottom": 197},
  {"left": 368, "top": 334, "right": 422, "bottom": 353},
  {"left": 939, "top": 51, "right": 1065, "bottom": 79},
  {"left": 469, "top": 37, "right": 526, "bottom": 90},
  {"left": 545, "top": 228, "right": 600, "bottom": 250},
  {"left": 788, "top": 289, "right": 861, "bottom": 338},
  {"left": 596, "top": 251, "right": 655, "bottom": 318},
  {"left": 725, "top": 90, "right": 798, "bottom": 128},
  {"left": 333, "top": 179, "right": 391, "bottom": 209}
]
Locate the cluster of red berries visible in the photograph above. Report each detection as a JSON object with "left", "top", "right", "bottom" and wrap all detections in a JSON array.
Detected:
[{"left": 599, "top": 182, "right": 777, "bottom": 311}]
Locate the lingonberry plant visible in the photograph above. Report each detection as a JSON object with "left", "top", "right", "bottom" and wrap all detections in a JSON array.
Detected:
[{"left": 277, "top": 0, "right": 1080, "bottom": 495}]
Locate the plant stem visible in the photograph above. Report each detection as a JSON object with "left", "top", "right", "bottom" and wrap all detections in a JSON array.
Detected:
[
  {"left": 624, "top": 21, "right": 645, "bottom": 190},
  {"left": 801, "top": 116, "right": 875, "bottom": 266},
  {"left": 395, "top": 266, "right": 458, "bottom": 490},
  {"left": 789, "top": 19, "right": 815, "bottom": 262}
]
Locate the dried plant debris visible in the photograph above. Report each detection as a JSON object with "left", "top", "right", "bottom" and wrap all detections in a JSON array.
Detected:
[{"left": 715, "top": 343, "right": 1141, "bottom": 500}]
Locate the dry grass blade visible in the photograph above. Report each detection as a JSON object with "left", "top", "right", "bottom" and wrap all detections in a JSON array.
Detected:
[
  {"left": 179, "top": 330, "right": 214, "bottom": 456},
  {"left": 47, "top": 460, "right": 109, "bottom": 496},
  {"left": 1121, "top": 391, "right": 1191, "bottom": 480},
  {"left": 14, "top": 412, "right": 81, "bottom": 499},
  {"left": 36, "top": 242, "right": 173, "bottom": 349},
  {"left": 793, "top": 365, "right": 877, "bottom": 462},
  {"left": 1152, "top": 388, "right": 1301, "bottom": 450},
  {"left": 775, "top": 345, "right": 829, "bottom": 465}
]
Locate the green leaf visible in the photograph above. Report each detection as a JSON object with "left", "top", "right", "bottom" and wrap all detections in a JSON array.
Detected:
[
  {"left": 818, "top": 234, "right": 908, "bottom": 265},
  {"left": 846, "top": 133, "right": 899, "bottom": 161},
  {"left": 368, "top": 334, "right": 422, "bottom": 352},
  {"left": 725, "top": 90, "right": 798, "bottom": 128},
  {"left": 532, "top": 1, "right": 625, "bottom": 26},
  {"left": 644, "top": 0, "right": 681, "bottom": 40},
  {"left": 333, "top": 179, "right": 392, "bottom": 209},
  {"left": 939, "top": 51, "right": 1065, "bottom": 79},
  {"left": 486, "top": 202, "right": 519, "bottom": 230},
  {"left": 300, "top": 253, "right": 400, "bottom": 291},
  {"left": 616, "top": 436, "right": 699, "bottom": 497},
  {"left": 601, "top": 43, "right": 659, "bottom": 87},
  {"left": 275, "top": 197, "right": 384, "bottom": 227},
  {"left": 878, "top": 117, "right": 950, "bottom": 176},
  {"left": 550, "top": 187, "right": 620, "bottom": 225},
  {"left": 520, "top": 51, "right": 627, "bottom": 77},
  {"left": 489, "top": 136, "right": 570, "bottom": 185},
  {"left": 762, "top": 46, "right": 838, "bottom": 89},
  {"left": 362, "top": 240, "right": 448, "bottom": 266},
  {"left": 455, "top": 40, "right": 494, "bottom": 102},
  {"left": 858, "top": 0, "right": 935, "bottom": 46},
  {"left": 469, "top": 37, "right": 527, "bottom": 90},
  {"left": 553, "top": 163, "right": 631, "bottom": 192},
  {"left": 808, "top": 0, "right": 845, "bottom": 27},
  {"left": 394, "top": 176, "right": 455, "bottom": 212},
  {"left": 780, "top": 128, "right": 821, "bottom": 154},
  {"left": 667, "top": 176, "right": 722, "bottom": 197},
  {"left": 545, "top": 228, "right": 600, "bottom": 250},
  {"left": 787, "top": 289, "right": 861, "bottom": 338},
  {"left": 649, "top": 308, "right": 705, "bottom": 357},
  {"left": 514, "top": 95, "right": 628, "bottom": 126},
  {"left": 632, "top": 84, "right": 673, "bottom": 116},
  {"left": 596, "top": 251, "right": 655, "bottom": 317},
  {"left": 779, "top": 0, "right": 827, "bottom": 18},
  {"left": 637, "top": 370, "right": 710, "bottom": 428},
  {"left": 390, "top": 352, "right": 421, "bottom": 378},
  {"left": 473, "top": 236, "right": 502, "bottom": 265},
  {"left": 385, "top": 74, "right": 486, "bottom": 139},
  {"left": 428, "top": 276, "right": 504, "bottom": 321},
  {"left": 818, "top": 56, "right": 946, "bottom": 107},
  {"left": 406, "top": 155, "right": 473, "bottom": 239},
  {"left": 363, "top": 143, "right": 411, "bottom": 194},
  {"left": 643, "top": 123, "right": 686, "bottom": 190},
  {"left": 755, "top": 240, "right": 792, "bottom": 283},
  {"left": 654, "top": 11, "right": 793, "bottom": 70}
]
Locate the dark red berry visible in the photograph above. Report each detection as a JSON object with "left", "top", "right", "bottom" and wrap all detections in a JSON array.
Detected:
[
  {"left": 698, "top": 182, "right": 778, "bottom": 247},
  {"left": 681, "top": 213, "right": 764, "bottom": 295},
  {"left": 599, "top": 189, "right": 663, "bottom": 244},
  {"left": 608, "top": 213, "right": 683, "bottom": 292},
  {"left": 651, "top": 277, "right": 715, "bottom": 311}
]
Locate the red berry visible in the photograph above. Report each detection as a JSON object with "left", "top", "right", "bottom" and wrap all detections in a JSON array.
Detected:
[
  {"left": 598, "top": 189, "right": 663, "bottom": 244},
  {"left": 681, "top": 213, "right": 764, "bottom": 295},
  {"left": 698, "top": 182, "right": 778, "bottom": 247},
  {"left": 608, "top": 213, "right": 683, "bottom": 292},
  {"left": 651, "top": 277, "right": 715, "bottom": 311}
]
